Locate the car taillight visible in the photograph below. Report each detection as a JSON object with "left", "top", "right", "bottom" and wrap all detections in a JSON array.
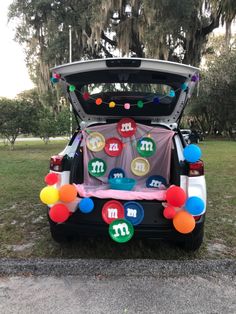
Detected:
[
  {"left": 188, "top": 160, "right": 204, "bottom": 176},
  {"left": 50, "top": 155, "right": 63, "bottom": 172}
]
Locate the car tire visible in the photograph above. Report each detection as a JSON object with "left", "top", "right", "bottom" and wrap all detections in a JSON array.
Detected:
[
  {"left": 50, "top": 227, "right": 74, "bottom": 243},
  {"left": 177, "top": 229, "right": 204, "bottom": 251}
]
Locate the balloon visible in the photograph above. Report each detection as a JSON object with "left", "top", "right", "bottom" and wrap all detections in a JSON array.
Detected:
[
  {"left": 40, "top": 186, "right": 59, "bottom": 205},
  {"left": 185, "top": 196, "right": 205, "bottom": 215},
  {"left": 44, "top": 173, "right": 58, "bottom": 185},
  {"left": 183, "top": 144, "right": 202, "bottom": 163},
  {"left": 59, "top": 184, "right": 77, "bottom": 203},
  {"left": 166, "top": 185, "right": 186, "bottom": 207},
  {"left": 49, "top": 204, "right": 70, "bottom": 223},
  {"left": 173, "top": 210, "right": 196, "bottom": 234},
  {"left": 79, "top": 198, "right": 94, "bottom": 213},
  {"left": 163, "top": 206, "right": 176, "bottom": 219}
]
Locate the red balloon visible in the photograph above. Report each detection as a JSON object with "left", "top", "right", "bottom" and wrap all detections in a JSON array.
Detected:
[
  {"left": 45, "top": 173, "right": 59, "bottom": 185},
  {"left": 166, "top": 186, "right": 186, "bottom": 207},
  {"left": 49, "top": 204, "right": 70, "bottom": 223},
  {"left": 163, "top": 206, "right": 176, "bottom": 219}
]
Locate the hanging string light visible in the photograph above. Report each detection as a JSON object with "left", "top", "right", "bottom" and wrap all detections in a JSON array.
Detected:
[{"left": 50, "top": 72, "right": 199, "bottom": 109}]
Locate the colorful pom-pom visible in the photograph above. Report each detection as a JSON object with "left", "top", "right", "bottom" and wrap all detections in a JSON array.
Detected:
[
  {"left": 69, "top": 85, "right": 76, "bottom": 92},
  {"left": 53, "top": 73, "right": 61, "bottom": 79},
  {"left": 181, "top": 83, "right": 188, "bottom": 91},
  {"left": 153, "top": 97, "right": 160, "bottom": 104},
  {"left": 169, "top": 90, "right": 175, "bottom": 97},
  {"left": 50, "top": 77, "right": 59, "bottom": 83},
  {"left": 95, "top": 98, "right": 103, "bottom": 105},
  {"left": 137, "top": 100, "right": 144, "bottom": 108},
  {"left": 109, "top": 101, "right": 116, "bottom": 108},
  {"left": 124, "top": 103, "right": 130, "bottom": 110},
  {"left": 83, "top": 92, "right": 90, "bottom": 100}
]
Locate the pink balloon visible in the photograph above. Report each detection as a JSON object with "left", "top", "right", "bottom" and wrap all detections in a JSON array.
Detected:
[{"left": 163, "top": 206, "right": 176, "bottom": 219}]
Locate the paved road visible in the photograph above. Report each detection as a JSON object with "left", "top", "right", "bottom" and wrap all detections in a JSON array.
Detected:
[
  {"left": 0, "top": 273, "right": 235, "bottom": 314},
  {"left": 0, "top": 259, "right": 235, "bottom": 314}
]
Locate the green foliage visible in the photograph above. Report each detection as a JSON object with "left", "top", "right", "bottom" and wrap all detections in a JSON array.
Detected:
[
  {"left": 33, "top": 107, "right": 58, "bottom": 143},
  {"left": 0, "top": 98, "right": 38, "bottom": 148},
  {"left": 0, "top": 140, "right": 235, "bottom": 258},
  {"left": 8, "top": 0, "right": 236, "bottom": 87},
  {"left": 188, "top": 40, "right": 236, "bottom": 138}
]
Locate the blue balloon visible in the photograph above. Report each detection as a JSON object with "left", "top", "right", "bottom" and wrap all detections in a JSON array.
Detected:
[
  {"left": 79, "top": 198, "right": 94, "bottom": 213},
  {"left": 183, "top": 144, "right": 202, "bottom": 163},
  {"left": 185, "top": 196, "right": 205, "bottom": 215}
]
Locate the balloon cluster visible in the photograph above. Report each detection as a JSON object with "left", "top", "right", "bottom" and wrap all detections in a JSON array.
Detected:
[
  {"left": 163, "top": 185, "right": 205, "bottom": 234},
  {"left": 39, "top": 173, "right": 94, "bottom": 223}
]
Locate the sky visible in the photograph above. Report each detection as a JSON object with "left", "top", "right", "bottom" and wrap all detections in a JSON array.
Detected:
[{"left": 0, "top": 1, "right": 34, "bottom": 99}]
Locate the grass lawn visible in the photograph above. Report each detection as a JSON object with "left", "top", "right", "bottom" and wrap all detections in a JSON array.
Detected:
[{"left": 0, "top": 139, "right": 235, "bottom": 259}]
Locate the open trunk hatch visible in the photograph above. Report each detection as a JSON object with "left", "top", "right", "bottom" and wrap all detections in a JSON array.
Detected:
[{"left": 51, "top": 58, "right": 199, "bottom": 124}]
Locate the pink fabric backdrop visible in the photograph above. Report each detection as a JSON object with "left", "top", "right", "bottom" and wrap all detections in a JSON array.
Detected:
[{"left": 81, "top": 122, "right": 175, "bottom": 190}]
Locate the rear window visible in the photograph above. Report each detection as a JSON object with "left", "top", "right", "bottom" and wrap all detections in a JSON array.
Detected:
[{"left": 66, "top": 69, "right": 185, "bottom": 117}]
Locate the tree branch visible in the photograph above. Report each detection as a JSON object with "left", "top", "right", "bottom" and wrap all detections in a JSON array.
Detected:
[
  {"left": 101, "top": 31, "right": 117, "bottom": 46},
  {"left": 99, "top": 43, "right": 113, "bottom": 58}
]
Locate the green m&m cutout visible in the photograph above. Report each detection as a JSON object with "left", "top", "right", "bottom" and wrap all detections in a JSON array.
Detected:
[
  {"left": 109, "top": 219, "right": 134, "bottom": 243},
  {"left": 136, "top": 137, "right": 156, "bottom": 157},
  {"left": 88, "top": 158, "right": 107, "bottom": 177}
]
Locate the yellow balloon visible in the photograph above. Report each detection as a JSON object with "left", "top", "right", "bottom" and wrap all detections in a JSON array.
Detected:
[{"left": 40, "top": 186, "right": 59, "bottom": 205}]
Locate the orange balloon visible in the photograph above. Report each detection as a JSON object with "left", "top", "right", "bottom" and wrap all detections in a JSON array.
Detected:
[
  {"left": 59, "top": 184, "right": 77, "bottom": 203},
  {"left": 173, "top": 210, "right": 196, "bottom": 234}
]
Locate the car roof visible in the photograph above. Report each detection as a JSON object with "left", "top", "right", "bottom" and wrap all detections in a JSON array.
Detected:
[{"left": 52, "top": 58, "right": 199, "bottom": 78}]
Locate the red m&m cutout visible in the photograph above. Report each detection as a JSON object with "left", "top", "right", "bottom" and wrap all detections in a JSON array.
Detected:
[
  {"left": 105, "top": 137, "right": 123, "bottom": 157},
  {"left": 117, "top": 118, "right": 136, "bottom": 138}
]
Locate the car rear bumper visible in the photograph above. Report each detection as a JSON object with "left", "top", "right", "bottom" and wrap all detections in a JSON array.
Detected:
[{"left": 48, "top": 198, "right": 205, "bottom": 241}]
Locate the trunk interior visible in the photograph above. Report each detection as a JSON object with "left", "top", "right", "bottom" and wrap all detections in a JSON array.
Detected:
[{"left": 69, "top": 121, "right": 181, "bottom": 228}]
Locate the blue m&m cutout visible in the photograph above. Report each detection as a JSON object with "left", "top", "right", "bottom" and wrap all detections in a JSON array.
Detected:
[
  {"left": 124, "top": 201, "right": 144, "bottom": 226},
  {"left": 146, "top": 175, "right": 167, "bottom": 188},
  {"left": 108, "top": 168, "right": 125, "bottom": 179}
]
